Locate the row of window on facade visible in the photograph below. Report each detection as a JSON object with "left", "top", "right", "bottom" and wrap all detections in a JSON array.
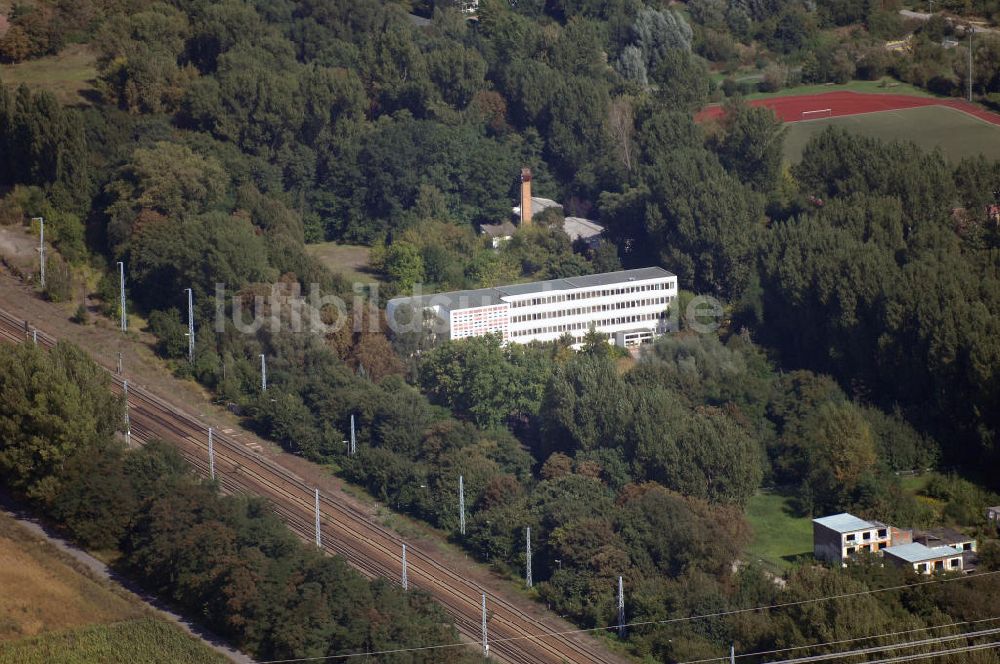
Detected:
[
  {"left": 451, "top": 309, "right": 506, "bottom": 329},
  {"left": 919, "top": 559, "right": 961, "bottom": 572},
  {"left": 453, "top": 309, "right": 506, "bottom": 321},
  {"left": 511, "top": 311, "right": 668, "bottom": 338},
  {"left": 508, "top": 282, "right": 671, "bottom": 308},
  {"left": 845, "top": 528, "right": 888, "bottom": 543},
  {"left": 511, "top": 297, "right": 673, "bottom": 323},
  {"left": 844, "top": 542, "right": 885, "bottom": 555},
  {"left": 452, "top": 322, "right": 505, "bottom": 333}
]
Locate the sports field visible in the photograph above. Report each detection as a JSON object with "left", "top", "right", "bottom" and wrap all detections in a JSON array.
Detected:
[
  {"left": 698, "top": 90, "right": 1000, "bottom": 125},
  {"left": 783, "top": 105, "right": 1000, "bottom": 162},
  {"left": 698, "top": 90, "right": 1000, "bottom": 162}
]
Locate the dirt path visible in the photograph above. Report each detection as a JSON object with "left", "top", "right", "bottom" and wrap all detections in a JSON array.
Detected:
[
  {"left": 0, "top": 494, "right": 251, "bottom": 663},
  {"left": 0, "top": 268, "right": 622, "bottom": 661}
]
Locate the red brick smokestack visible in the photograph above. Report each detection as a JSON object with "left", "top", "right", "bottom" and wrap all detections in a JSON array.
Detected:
[{"left": 520, "top": 167, "right": 532, "bottom": 226}]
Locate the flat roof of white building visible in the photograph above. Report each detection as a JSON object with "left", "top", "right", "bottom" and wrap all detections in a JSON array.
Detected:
[
  {"left": 883, "top": 542, "right": 963, "bottom": 563},
  {"left": 813, "top": 513, "right": 882, "bottom": 533},
  {"left": 388, "top": 267, "right": 676, "bottom": 312}
]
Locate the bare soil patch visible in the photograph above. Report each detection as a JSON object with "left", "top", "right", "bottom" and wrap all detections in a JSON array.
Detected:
[{"left": 0, "top": 225, "right": 38, "bottom": 277}]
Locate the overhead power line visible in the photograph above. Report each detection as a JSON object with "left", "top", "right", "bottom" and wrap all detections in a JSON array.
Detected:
[
  {"left": 862, "top": 640, "right": 1000, "bottom": 664},
  {"left": 680, "top": 615, "right": 1000, "bottom": 664},
  {"left": 760, "top": 626, "right": 1000, "bottom": 663},
  {"left": 256, "top": 571, "right": 1000, "bottom": 664}
]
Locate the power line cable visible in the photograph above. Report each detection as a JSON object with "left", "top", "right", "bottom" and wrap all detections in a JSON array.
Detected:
[
  {"left": 757, "top": 626, "right": 1000, "bottom": 663},
  {"left": 860, "top": 640, "right": 1000, "bottom": 664},
  {"left": 679, "top": 615, "right": 1000, "bottom": 664},
  {"left": 256, "top": 570, "right": 1000, "bottom": 664}
]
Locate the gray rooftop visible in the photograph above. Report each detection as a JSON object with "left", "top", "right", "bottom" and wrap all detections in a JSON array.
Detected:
[
  {"left": 496, "top": 267, "right": 673, "bottom": 297},
  {"left": 515, "top": 197, "right": 562, "bottom": 222},
  {"left": 883, "top": 542, "right": 963, "bottom": 563},
  {"left": 562, "top": 217, "right": 604, "bottom": 242},
  {"left": 479, "top": 220, "right": 517, "bottom": 238},
  {"left": 397, "top": 286, "right": 503, "bottom": 310},
  {"left": 914, "top": 527, "right": 974, "bottom": 546},
  {"left": 813, "top": 513, "right": 880, "bottom": 533},
  {"left": 387, "top": 267, "right": 675, "bottom": 312}
]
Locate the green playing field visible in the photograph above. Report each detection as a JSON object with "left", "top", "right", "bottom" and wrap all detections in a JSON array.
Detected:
[{"left": 782, "top": 105, "right": 1000, "bottom": 163}]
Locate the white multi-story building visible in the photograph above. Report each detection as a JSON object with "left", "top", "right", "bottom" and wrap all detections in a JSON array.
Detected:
[{"left": 386, "top": 267, "right": 678, "bottom": 348}]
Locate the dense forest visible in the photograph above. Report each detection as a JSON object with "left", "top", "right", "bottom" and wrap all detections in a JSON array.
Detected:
[{"left": 1, "top": 0, "right": 1000, "bottom": 662}]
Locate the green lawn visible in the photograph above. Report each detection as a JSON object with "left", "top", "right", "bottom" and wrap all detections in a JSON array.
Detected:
[
  {"left": 898, "top": 472, "right": 948, "bottom": 520},
  {"left": 0, "top": 44, "right": 98, "bottom": 106},
  {"left": 782, "top": 105, "right": 1000, "bottom": 163},
  {"left": 0, "top": 619, "right": 227, "bottom": 664},
  {"left": 741, "top": 78, "right": 934, "bottom": 101},
  {"left": 745, "top": 492, "right": 813, "bottom": 572},
  {"left": 305, "top": 242, "right": 379, "bottom": 285},
  {"left": 709, "top": 77, "right": 934, "bottom": 100},
  {"left": 899, "top": 474, "right": 931, "bottom": 494}
]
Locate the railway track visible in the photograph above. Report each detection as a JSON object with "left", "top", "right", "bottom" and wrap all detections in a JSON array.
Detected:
[{"left": 0, "top": 307, "right": 628, "bottom": 664}]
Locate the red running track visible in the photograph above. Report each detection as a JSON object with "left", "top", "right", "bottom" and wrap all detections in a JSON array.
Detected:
[{"left": 695, "top": 90, "right": 1000, "bottom": 126}]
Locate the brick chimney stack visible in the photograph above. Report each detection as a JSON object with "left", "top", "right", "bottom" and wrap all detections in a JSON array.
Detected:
[{"left": 520, "top": 167, "right": 532, "bottom": 226}]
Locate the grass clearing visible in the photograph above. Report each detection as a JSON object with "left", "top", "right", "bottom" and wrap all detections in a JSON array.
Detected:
[
  {"left": 0, "top": 512, "right": 140, "bottom": 641},
  {"left": 0, "top": 44, "right": 98, "bottom": 106},
  {"left": 306, "top": 242, "right": 378, "bottom": 284},
  {"left": 898, "top": 473, "right": 947, "bottom": 519},
  {"left": 745, "top": 492, "right": 813, "bottom": 572},
  {"left": 742, "top": 78, "right": 934, "bottom": 101},
  {"left": 782, "top": 105, "right": 1000, "bottom": 163},
  {"left": 899, "top": 474, "right": 931, "bottom": 494},
  {"left": 0, "top": 511, "right": 225, "bottom": 662},
  {"left": 0, "top": 619, "right": 227, "bottom": 664}
]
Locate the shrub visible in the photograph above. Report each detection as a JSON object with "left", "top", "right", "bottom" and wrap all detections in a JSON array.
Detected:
[
  {"left": 42, "top": 254, "right": 72, "bottom": 302},
  {"left": 758, "top": 64, "right": 788, "bottom": 92},
  {"left": 71, "top": 303, "right": 89, "bottom": 324},
  {"left": 147, "top": 309, "right": 188, "bottom": 359}
]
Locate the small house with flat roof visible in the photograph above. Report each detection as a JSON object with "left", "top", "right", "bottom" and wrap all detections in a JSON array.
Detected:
[
  {"left": 913, "top": 527, "right": 976, "bottom": 553},
  {"left": 882, "top": 542, "right": 964, "bottom": 574}
]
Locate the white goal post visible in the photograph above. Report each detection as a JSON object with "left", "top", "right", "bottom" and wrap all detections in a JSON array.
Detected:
[{"left": 801, "top": 108, "right": 833, "bottom": 120}]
